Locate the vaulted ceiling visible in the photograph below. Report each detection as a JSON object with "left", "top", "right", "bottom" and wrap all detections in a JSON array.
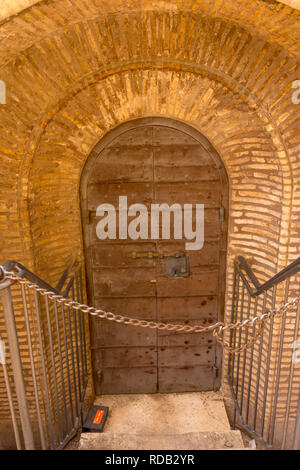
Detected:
[
  {"left": 0, "top": 0, "right": 299, "bottom": 65},
  {"left": 1, "top": 0, "right": 300, "bottom": 22}
]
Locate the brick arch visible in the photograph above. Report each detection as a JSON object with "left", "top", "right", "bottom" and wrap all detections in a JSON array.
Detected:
[
  {"left": 0, "top": 0, "right": 299, "bottom": 62},
  {"left": 0, "top": 3, "right": 297, "bottom": 313},
  {"left": 17, "top": 58, "right": 293, "bottom": 277},
  {"left": 25, "top": 68, "right": 284, "bottom": 305},
  {"left": 0, "top": 7, "right": 297, "bottom": 282}
]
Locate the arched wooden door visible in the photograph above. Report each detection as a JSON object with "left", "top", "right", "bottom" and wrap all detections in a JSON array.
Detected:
[{"left": 81, "top": 118, "right": 228, "bottom": 395}]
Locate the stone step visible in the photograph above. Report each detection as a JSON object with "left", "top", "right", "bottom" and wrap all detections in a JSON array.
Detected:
[
  {"left": 79, "top": 430, "right": 245, "bottom": 450},
  {"left": 78, "top": 392, "right": 245, "bottom": 450},
  {"left": 92, "top": 391, "right": 231, "bottom": 435}
]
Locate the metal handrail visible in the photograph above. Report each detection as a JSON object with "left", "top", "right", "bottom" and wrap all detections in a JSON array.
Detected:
[
  {"left": 0, "top": 258, "right": 87, "bottom": 450},
  {"left": 237, "top": 255, "right": 300, "bottom": 296},
  {"left": 55, "top": 258, "right": 78, "bottom": 293},
  {"left": 228, "top": 255, "right": 300, "bottom": 449},
  {"left": 63, "top": 265, "right": 82, "bottom": 297},
  {"left": 2, "top": 254, "right": 300, "bottom": 449},
  {"left": 2, "top": 258, "right": 78, "bottom": 295}
]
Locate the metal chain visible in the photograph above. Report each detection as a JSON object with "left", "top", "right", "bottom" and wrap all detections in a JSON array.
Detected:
[{"left": 3, "top": 271, "right": 300, "bottom": 354}]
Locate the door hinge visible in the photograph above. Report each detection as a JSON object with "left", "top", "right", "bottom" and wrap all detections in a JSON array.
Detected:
[
  {"left": 219, "top": 207, "right": 224, "bottom": 222},
  {"left": 86, "top": 210, "right": 93, "bottom": 225},
  {"left": 213, "top": 365, "right": 219, "bottom": 379},
  {"left": 96, "top": 369, "right": 103, "bottom": 384}
]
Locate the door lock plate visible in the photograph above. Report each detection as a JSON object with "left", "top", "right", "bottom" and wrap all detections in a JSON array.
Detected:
[
  {"left": 165, "top": 255, "right": 190, "bottom": 278},
  {"left": 129, "top": 251, "right": 190, "bottom": 277}
]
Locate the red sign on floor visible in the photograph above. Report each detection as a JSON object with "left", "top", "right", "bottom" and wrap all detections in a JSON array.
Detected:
[{"left": 93, "top": 409, "right": 104, "bottom": 425}]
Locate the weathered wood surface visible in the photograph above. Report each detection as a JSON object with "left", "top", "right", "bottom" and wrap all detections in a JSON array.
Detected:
[{"left": 83, "top": 124, "right": 227, "bottom": 394}]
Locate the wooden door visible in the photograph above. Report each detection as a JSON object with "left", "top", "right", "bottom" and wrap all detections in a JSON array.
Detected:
[{"left": 81, "top": 119, "right": 228, "bottom": 395}]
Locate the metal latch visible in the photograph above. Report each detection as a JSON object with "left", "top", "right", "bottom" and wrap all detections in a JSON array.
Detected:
[
  {"left": 165, "top": 254, "right": 190, "bottom": 278},
  {"left": 129, "top": 251, "right": 190, "bottom": 278},
  {"left": 129, "top": 251, "right": 185, "bottom": 259}
]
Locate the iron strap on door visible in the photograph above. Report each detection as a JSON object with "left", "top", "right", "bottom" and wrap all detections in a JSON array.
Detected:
[{"left": 1, "top": 266, "right": 300, "bottom": 355}]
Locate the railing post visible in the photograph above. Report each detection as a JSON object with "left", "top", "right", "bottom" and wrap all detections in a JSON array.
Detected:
[
  {"left": 0, "top": 284, "right": 35, "bottom": 450},
  {"left": 0, "top": 337, "right": 22, "bottom": 449},
  {"left": 293, "top": 388, "right": 300, "bottom": 450}
]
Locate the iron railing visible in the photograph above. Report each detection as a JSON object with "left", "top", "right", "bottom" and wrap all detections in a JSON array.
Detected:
[
  {"left": 228, "top": 256, "right": 300, "bottom": 449},
  {"left": 1, "top": 255, "right": 300, "bottom": 450},
  {"left": 0, "top": 260, "right": 88, "bottom": 450}
]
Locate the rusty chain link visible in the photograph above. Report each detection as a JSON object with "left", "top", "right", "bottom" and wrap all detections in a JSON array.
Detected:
[{"left": 3, "top": 271, "right": 300, "bottom": 354}]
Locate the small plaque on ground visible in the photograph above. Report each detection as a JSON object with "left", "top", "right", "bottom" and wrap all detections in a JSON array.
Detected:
[{"left": 82, "top": 405, "right": 109, "bottom": 432}]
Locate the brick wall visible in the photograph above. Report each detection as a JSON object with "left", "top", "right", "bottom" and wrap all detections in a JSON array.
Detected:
[{"left": 0, "top": 0, "right": 299, "bottom": 448}]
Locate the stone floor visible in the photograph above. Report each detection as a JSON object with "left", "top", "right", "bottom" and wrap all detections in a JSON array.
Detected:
[
  {"left": 92, "top": 391, "right": 231, "bottom": 435},
  {"left": 77, "top": 391, "right": 245, "bottom": 450}
]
